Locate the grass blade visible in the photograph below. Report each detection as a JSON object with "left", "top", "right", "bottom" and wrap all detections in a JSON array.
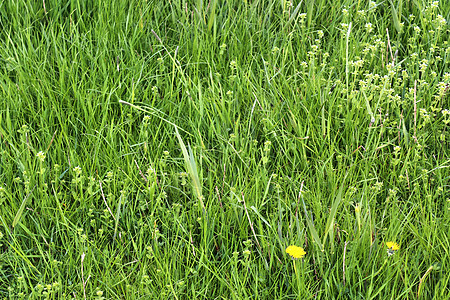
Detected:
[
  {"left": 175, "top": 126, "right": 205, "bottom": 212},
  {"left": 322, "top": 183, "right": 344, "bottom": 253},
  {"left": 13, "top": 185, "right": 36, "bottom": 228},
  {"left": 302, "top": 197, "right": 323, "bottom": 251},
  {"left": 113, "top": 193, "right": 123, "bottom": 242}
]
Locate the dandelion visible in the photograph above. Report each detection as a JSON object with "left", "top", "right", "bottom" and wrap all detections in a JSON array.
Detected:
[
  {"left": 386, "top": 241, "right": 400, "bottom": 256},
  {"left": 286, "top": 245, "right": 306, "bottom": 259}
]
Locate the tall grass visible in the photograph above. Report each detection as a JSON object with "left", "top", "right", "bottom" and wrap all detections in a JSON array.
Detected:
[{"left": 0, "top": 0, "right": 449, "bottom": 298}]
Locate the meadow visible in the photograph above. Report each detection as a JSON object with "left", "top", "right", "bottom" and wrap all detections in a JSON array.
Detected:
[{"left": 0, "top": 0, "right": 449, "bottom": 299}]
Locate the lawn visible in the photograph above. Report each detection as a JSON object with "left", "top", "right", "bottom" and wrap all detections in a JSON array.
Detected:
[{"left": 0, "top": 0, "right": 449, "bottom": 299}]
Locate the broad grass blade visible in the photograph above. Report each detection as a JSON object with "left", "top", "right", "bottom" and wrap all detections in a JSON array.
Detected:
[{"left": 13, "top": 185, "right": 36, "bottom": 228}]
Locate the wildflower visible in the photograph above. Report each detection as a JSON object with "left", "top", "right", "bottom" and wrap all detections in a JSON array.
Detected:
[
  {"left": 318, "top": 30, "right": 324, "bottom": 39},
  {"left": 219, "top": 43, "right": 227, "bottom": 55},
  {"left": 444, "top": 73, "right": 450, "bottom": 82},
  {"left": 386, "top": 241, "right": 400, "bottom": 256},
  {"left": 143, "top": 115, "right": 151, "bottom": 123},
  {"left": 357, "top": 10, "right": 365, "bottom": 18},
  {"left": 36, "top": 151, "right": 46, "bottom": 162},
  {"left": 243, "top": 239, "right": 253, "bottom": 248},
  {"left": 286, "top": 245, "right": 306, "bottom": 259},
  {"left": 365, "top": 23, "right": 373, "bottom": 33},
  {"left": 73, "top": 166, "right": 82, "bottom": 175}
]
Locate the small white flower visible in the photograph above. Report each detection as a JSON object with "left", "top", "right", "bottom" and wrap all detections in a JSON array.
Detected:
[
  {"left": 36, "top": 151, "right": 46, "bottom": 162},
  {"left": 317, "top": 30, "right": 324, "bottom": 39}
]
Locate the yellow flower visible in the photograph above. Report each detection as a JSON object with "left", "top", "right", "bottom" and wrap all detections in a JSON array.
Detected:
[
  {"left": 386, "top": 241, "right": 400, "bottom": 250},
  {"left": 386, "top": 241, "right": 400, "bottom": 256},
  {"left": 286, "top": 245, "right": 306, "bottom": 259}
]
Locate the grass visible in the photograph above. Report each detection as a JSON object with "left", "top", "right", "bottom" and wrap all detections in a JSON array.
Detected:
[{"left": 0, "top": 0, "right": 449, "bottom": 299}]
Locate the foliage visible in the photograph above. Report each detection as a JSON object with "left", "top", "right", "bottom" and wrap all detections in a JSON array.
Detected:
[{"left": 0, "top": 0, "right": 449, "bottom": 298}]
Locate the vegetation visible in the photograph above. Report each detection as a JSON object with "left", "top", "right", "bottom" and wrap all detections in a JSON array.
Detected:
[{"left": 0, "top": 0, "right": 449, "bottom": 298}]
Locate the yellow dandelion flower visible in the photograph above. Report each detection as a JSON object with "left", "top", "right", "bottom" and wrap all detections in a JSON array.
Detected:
[
  {"left": 386, "top": 241, "right": 400, "bottom": 256},
  {"left": 286, "top": 245, "right": 306, "bottom": 259},
  {"left": 386, "top": 241, "right": 400, "bottom": 250}
]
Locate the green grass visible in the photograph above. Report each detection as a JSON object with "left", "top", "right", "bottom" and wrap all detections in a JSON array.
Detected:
[{"left": 0, "top": 0, "right": 449, "bottom": 299}]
